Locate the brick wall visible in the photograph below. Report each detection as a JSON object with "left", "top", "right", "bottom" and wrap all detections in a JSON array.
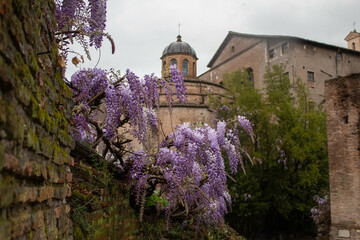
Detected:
[
  {"left": 70, "top": 144, "right": 139, "bottom": 240},
  {"left": 0, "top": 1, "right": 140, "bottom": 239},
  {"left": 325, "top": 74, "right": 360, "bottom": 240},
  {"left": 0, "top": 0, "right": 74, "bottom": 239}
]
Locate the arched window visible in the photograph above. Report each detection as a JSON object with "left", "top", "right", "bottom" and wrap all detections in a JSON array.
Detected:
[
  {"left": 246, "top": 67, "right": 254, "bottom": 86},
  {"left": 352, "top": 42, "right": 356, "bottom": 50},
  {"left": 171, "top": 59, "right": 177, "bottom": 67},
  {"left": 163, "top": 61, "right": 166, "bottom": 75},
  {"left": 182, "top": 59, "right": 189, "bottom": 76},
  {"left": 193, "top": 62, "right": 196, "bottom": 77}
]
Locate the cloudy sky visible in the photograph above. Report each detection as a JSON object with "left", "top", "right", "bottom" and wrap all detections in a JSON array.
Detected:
[{"left": 66, "top": 0, "right": 360, "bottom": 79}]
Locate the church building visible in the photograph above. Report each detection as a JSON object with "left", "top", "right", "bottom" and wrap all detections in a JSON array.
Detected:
[
  {"left": 199, "top": 31, "right": 360, "bottom": 104},
  {"left": 156, "top": 35, "right": 224, "bottom": 142}
]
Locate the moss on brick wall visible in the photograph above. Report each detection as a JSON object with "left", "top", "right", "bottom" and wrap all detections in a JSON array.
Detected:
[
  {"left": 70, "top": 144, "right": 139, "bottom": 240},
  {"left": 0, "top": 0, "right": 74, "bottom": 239}
]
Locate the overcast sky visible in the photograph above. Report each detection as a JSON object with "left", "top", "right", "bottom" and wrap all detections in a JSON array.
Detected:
[{"left": 66, "top": 0, "right": 360, "bottom": 80}]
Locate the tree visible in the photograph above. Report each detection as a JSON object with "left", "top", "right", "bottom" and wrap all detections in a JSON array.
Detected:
[{"left": 213, "top": 66, "right": 329, "bottom": 238}]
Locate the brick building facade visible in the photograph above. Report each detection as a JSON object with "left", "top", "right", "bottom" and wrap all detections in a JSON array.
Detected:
[{"left": 199, "top": 31, "right": 360, "bottom": 104}]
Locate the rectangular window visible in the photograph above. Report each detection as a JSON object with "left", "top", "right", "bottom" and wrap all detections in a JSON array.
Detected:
[
  {"left": 307, "top": 71, "right": 314, "bottom": 82},
  {"left": 269, "top": 49, "right": 275, "bottom": 59},
  {"left": 336, "top": 52, "right": 343, "bottom": 61},
  {"left": 284, "top": 72, "right": 289, "bottom": 79},
  {"left": 282, "top": 42, "right": 288, "bottom": 53}
]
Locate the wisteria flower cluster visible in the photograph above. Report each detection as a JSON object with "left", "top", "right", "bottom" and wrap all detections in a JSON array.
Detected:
[
  {"left": 311, "top": 195, "right": 330, "bottom": 226},
  {"left": 71, "top": 67, "right": 187, "bottom": 159},
  {"left": 55, "top": 0, "right": 112, "bottom": 62},
  {"left": 128, "top": 118, "right": 253, "bottom": 227}
]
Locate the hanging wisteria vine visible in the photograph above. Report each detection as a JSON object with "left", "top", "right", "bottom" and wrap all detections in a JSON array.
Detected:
[
  {"left": 57, "top": 0, "right": 254, "bottom": 229},
  {"left": 129, "top": 118, "right": 254, "bottom": 227},
  {"left": 55, "top": 0, "right": 114, "bottom": 63},
  {"left": 70, "top": 66, "right": 187, "bottom": 162}
]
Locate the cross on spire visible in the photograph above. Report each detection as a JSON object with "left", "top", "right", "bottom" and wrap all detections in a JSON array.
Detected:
[
  {"left": 353, "top": 22, "right": 356, "bottom": 31},
  {"left": 178, "top": 22, "right": 181, "bottom": 36}
]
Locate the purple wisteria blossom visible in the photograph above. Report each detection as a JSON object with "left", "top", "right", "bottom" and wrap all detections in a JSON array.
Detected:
[
  {"left": 70, "top": 68, "right": 186, "bottom": 145},
  {"left": 238, "top": 115, "right": 254, "bottom": 138},
  {"left": 129, "top": 116, "right": 253, "bottom": 226},
  {"left": 71, "top": 68, "right": 108, "bottom": 102},
  {"left": 311, "top": 195, "right": 330, "bottom": 226},
  {"left": 170, "top": 64, "right": 187, "bottom": 103},
  {"left": 89, "top": 0, "right": 107, "bottom": 48},
  {"left": 56, "top": 0, "right": 79, "bottom": 31},
  {"left": 55, "top": 0, "right": 109, "bottom": 60}
]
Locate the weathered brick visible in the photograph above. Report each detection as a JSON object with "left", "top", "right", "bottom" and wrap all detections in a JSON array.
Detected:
[
  {"left": 0, "top": 219, "right": 11, "bottom": 240},
  {"left": 54, "top": 206, "right": 61, "bottom": 219},
  {"left": 31, "top": 210, "right": 44, "bottom": 230},
  {"left": 66, "top": 172, "right": 73, "bottom": 183},
  {"left": 3, "top": 153, "right": 19, "bottom": 172},
  {"left": 44, "top": 209, "right": 59, "bottom": 239},
  {"left": 53, "top": 186, "right": 67, "bottom": 200},
  {"left": 10, "top": 211, "right": 31, "bottom": 238},
  {"left": 15, "top": 187, "right": 38, "bottom": 203},
  {"left": 47, "top": 164, "right": 59, "bottom": 183},
  {"left": 37, "top": 186, "right": 54, "bottom": 202},
  {"left": 68, "top": 157, "right": 74, "bottom": 167},
  {"left": 0, "top": 140, "right": 4, "bottom": 171}
]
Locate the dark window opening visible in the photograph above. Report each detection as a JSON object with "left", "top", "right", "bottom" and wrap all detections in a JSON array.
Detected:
[
  {"left": 182, "top": 59, "right": 189, "bottom": 76},
  {"left": 269, "top": 49, "right": 275, "bottom": 59},
  {"left": 284, "top": 72, "right": 289, "bottom": 79},
  {"left": 336, "top": 52, "right": 343, "bottom": 61},
  {"left": 352, "top": 42, "right": 356, "bottom": 50},
  {"left": 307, "top": 71, "right": 314, "bottom": 82},
  {"left": 163, "top": 61, "right": 166, "bottom": 75},
  {"left": 246, "top": 67, "right": 254, "bottom": 86},
  {"left": 281, "top": 42, "right": 288, "bottom": 53},
  {"left": 231, "top": 46, "right": 235, "bottom": 53},
  {"left": 171, "top": 59, "right": 177, "bottom": 67}
]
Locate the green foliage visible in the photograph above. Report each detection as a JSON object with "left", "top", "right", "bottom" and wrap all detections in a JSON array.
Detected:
[
  {"left": 214, "top": 66, "right": 328, "bottom": 237},
  {"left": 145, "top": 190, "right": 168, "bottom": 207},
  {"left": 139, "top": 216, "right": 246, "bottom": 240}
]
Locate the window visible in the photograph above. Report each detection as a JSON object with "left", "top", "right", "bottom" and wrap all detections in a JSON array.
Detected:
[
  {"left": 246, "top": 67, "right": 254, "bottom": 86},
  {"left": 231, "top": 46, "right": 235, "bottom": 53},
  {"left": 163, "top": 61, "right": 166, "bottom": 75},
  {"left": 171, "top": 59, "right": 177, "bottom": 66},
  {"left": 269, "top": 49, "right": 275, "bottom": 59},
  {"left": 352, "top": 42, "right": 356, "bottom": 50},
  {"left": 182, "top": 59, "right": 189, "bottom": 76},
  {"left": 193, "top": 62, "right": 196, "bottom": 76},
  {"left": 284, "top": 72, "right": 289, "bottom": 79},
  {"left": 281, "top": 42, "right": 288, "bottom": 53},
  {"left": 307, "top": 71, "right": 314, "bottom": 82},
  {"left": 336, "top": 52, "right": 343, "bottom": 61}
]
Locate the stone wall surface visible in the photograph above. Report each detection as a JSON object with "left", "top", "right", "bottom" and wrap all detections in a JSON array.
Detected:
[
  {"left": 325, "top": 74, "right": 360, "bottom": 240},
  {"left": 0, "top": 1, "right": 140, "bottom": 239}
]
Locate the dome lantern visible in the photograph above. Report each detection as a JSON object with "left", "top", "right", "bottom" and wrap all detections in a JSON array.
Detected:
[{"left": 161, "top": 35, "right": 198, "bottom": 79}]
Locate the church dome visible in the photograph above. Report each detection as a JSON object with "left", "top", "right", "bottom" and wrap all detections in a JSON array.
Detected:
[{"left": 161, "top": 35, "right": 197, "bottom": 59}]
